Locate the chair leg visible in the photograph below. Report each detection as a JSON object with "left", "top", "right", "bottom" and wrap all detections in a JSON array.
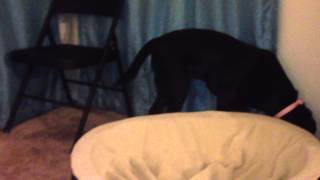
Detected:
[
  {"left": 115, "top": 48, "right": 134, "bottom": 116},
  {"left": 71, "top": 65, "right": 104, "bottom": 145},
  {"left": 59, "top": 70, "right": 75, "bottom": 105},
  {"left": 116, "top": 57, "right": 134, "bottom": 116},
  {"left": 3, "top": 66, "right": 34, "bottom": 133}
]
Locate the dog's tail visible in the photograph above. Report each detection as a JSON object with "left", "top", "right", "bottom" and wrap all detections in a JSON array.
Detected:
[{"left": 116, "top": 38, "right": 156, "bottom": 85}]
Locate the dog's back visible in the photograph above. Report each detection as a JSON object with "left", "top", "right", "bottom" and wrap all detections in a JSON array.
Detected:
[{"left": 118, "top": 29, "right": 317, "bottom": 134}]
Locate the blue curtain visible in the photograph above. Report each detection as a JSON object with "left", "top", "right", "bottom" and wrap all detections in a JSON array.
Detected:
[
  {"left": 0, "top": 1, "right": 56, "bottom": 128},
  {"left": 0, "top": 0, "right": 278, "bottom": 127}
]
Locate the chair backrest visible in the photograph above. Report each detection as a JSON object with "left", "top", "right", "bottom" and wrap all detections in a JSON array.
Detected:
[
  {"left": 36, "top": 0, "right": 123, "bottom": 46},
  {"left": 52, "top": 0, "right": 123, "bottom": 17}
]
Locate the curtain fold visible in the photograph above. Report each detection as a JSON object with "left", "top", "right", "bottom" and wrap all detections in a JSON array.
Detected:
[
  {"left": 0, "top": 0, "right": 279, "bottom": 127},
  {"left": 0, "top": 0, "right": 60, "bottom": 127}
]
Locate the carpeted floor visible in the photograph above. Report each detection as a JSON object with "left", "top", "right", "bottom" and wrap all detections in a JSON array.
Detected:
[{"left": 0, "top": 107, "right": 126, "bottom": 180}]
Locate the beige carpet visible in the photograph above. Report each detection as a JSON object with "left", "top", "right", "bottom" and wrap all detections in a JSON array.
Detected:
[{"left": 0, "top": 107, "right": 126, "bottom": 180}]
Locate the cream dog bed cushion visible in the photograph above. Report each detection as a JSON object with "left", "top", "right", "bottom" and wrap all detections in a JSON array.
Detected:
[{"left": 71, "top": 111, "right": 320, "bottom": 180}]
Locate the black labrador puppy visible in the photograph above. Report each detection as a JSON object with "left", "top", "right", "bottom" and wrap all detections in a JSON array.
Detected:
[{"left": 118, "top": 29, "right": 316, "bottom": 134}]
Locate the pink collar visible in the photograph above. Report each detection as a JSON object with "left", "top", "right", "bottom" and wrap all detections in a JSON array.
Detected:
[{"left": 274, "top": 99, "right": 304, "bottom": 118}]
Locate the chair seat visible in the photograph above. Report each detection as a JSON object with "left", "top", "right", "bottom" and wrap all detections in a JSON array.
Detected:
[{"left": 9, "top": 45, "right": 109, "bottom": 69}]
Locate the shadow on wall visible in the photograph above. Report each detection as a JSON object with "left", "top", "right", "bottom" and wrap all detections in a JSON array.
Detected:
[{"left": 278, "top": 0, "right": 320, "bottom": 137}]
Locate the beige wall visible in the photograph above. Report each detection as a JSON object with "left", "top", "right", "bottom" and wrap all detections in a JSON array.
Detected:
[{"left": 278, "top": 0, "right": 320, "bottom": 136}]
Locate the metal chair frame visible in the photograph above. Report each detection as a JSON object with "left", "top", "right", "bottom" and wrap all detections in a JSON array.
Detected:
[{"left": 3, "top": 0, "right": 133, "bottom": 144}]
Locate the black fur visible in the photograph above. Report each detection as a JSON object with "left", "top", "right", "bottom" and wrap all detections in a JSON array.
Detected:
[{"left": 118, "top": 29, "right": 316, "bottom": 134}]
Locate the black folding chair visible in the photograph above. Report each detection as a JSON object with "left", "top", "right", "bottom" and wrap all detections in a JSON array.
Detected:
[{"left": 3, "top": 0, "right": 133, "bottom": 142}]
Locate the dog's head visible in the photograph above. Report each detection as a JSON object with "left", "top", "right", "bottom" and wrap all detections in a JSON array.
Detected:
[
  {"left": 281, "top": 104, "right": 317, "bottom": 134},
  {"left": 254, "top": 52, "right": 317, "bottom": 134},
  {"left": 262, "top": 93, "right": 317, "bottom": 134}
]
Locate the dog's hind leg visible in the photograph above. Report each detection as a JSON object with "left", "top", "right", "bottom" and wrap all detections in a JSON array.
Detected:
[
  {"left": 150, "top": 54, "right": 190, "bottom": 113},
  {"left": 165, "top": 77, "right": 190, "bottom": 113},
  {"left": 152, "top": 71, "right": 190, "bottom": 113},
  {"left": 148, "top": 79, "right": 189, "bottom": 114},
  {"left": 149, "top": 95, "right": 167, "bottom": 114},
  {"left": 166, "top": 91, "right": 189, "bottom": 113}
]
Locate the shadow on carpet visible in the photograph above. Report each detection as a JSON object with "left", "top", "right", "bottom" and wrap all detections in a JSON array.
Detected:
[{"left": 0, "top": 107, "right": 126, "bottom": 180}]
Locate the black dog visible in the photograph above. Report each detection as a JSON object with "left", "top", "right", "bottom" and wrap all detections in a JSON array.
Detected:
[{"left": 118, "top": 29, "right": 316, "bottom": 134}]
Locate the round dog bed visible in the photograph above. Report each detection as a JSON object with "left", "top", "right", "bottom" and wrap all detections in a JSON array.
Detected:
[{"left": 71, "top": 111, "right": 320, "bottom": 180}]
